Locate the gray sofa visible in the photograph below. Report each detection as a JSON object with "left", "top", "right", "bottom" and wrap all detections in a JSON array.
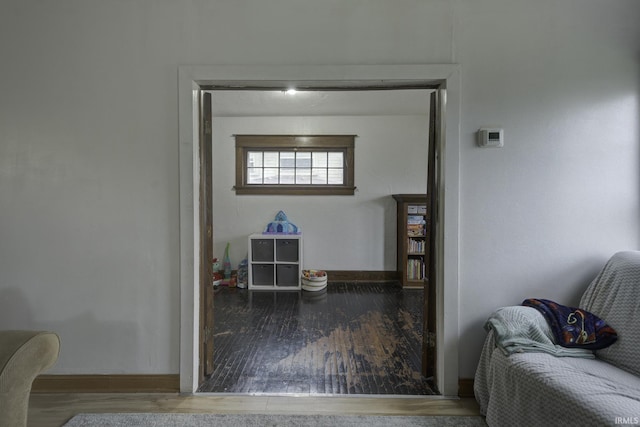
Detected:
[
  {"left": 475, "top": 251, "right": 640, "bottom": 427},
  {"left": 0, "top": 330, "right": 60, "bottom": 427}
]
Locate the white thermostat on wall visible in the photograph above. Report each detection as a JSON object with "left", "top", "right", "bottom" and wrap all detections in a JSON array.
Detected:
[{"left": 477, "top": 128, "right": 504, "bottom": 148}]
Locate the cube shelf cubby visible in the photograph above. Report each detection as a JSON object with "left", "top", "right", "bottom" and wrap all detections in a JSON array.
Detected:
[{"left": 248, "top": 233, "right": 302, "bottom": 290}]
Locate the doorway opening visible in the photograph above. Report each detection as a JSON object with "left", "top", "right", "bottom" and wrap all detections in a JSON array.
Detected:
[
  {"left": 178, "top": 64, "right": 461, "bottom": 397},
  {"left": 200, "top": 86, "right": 439, "bottom": 395}
]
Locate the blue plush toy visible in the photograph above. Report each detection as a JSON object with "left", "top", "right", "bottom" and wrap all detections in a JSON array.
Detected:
[{"left": 263, "top": 210, "right": 300, "bottom": 234}]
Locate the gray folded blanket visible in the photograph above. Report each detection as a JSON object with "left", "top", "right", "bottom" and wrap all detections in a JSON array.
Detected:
[{"left": 485, "top": 306, "right": 594, "bottom": 358}]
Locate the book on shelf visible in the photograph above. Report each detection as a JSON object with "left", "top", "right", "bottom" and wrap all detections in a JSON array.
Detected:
[
  {"left": 407, "top": 214, "right": 426, "bottom": 237},
  {"left": 406, "top": 258, "right": 425, "bottom": 280},
  {"left": 407, "top": 215, "right": 425, "bottom": 224},
  {"left": 407, "top": 223, "right": 425, "bottom": 236},
  {"left": 407, "top": 238, "right": 425, "bottom": 254}
]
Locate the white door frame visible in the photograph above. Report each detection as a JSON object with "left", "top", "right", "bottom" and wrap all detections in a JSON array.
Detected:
[{"left": 178, "top": 64, "right": 461, "bottom": 396}]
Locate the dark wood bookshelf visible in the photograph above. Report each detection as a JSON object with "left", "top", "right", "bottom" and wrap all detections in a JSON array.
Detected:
[{"left": 392, "top": 194, "right": 428, "bottom": 288}]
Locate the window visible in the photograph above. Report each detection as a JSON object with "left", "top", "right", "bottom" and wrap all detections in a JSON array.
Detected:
[{"left": 234, "top": 135, "right": 356, "bottom": 195}]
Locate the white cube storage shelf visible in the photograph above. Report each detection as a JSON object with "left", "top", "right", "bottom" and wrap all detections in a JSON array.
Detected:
[{"left": 248, "top": 233, "right": 302, "bottom": 290}]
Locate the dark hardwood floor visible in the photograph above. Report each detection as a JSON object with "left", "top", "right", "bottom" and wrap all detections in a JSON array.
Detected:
[{"left": 198, "top": 282, "right": 437, "bottom": 396}]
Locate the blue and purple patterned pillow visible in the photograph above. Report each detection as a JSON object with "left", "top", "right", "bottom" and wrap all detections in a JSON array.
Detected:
[{"left": 522, "top": 298, "right": 617, "bottom": 350}]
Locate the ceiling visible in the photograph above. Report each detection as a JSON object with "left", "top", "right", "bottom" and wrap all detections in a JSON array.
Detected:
[{"left": 209, "top": 89, "right": 433, "bottom": 117}]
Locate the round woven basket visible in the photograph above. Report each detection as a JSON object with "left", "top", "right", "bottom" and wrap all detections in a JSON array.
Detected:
[
  {"left": 302, "top": 277, "right": 327, "bottom": 292},
  {"left": 302, "top": 270, "right": 327, "bottom": 291}
]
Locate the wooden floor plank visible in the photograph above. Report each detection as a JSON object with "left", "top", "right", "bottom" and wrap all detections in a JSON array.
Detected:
[
  {"left": 28, "top": 393, "right": 481, "bottom": 427},
  {"left": 199, "top": 283, "right": 436, "bottom": 395}
]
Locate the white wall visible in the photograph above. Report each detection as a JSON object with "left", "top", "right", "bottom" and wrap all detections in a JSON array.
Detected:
[
  {"left": 211, "top": 116, "right": 428, "bottom": 271},
  {"left": 455, "top": 1, "right": 640, "bottom": 376},
  {"left": 0, "top": 0, "right": 638, "bottom": 379}
]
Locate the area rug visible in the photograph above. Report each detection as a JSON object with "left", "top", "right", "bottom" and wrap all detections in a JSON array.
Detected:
[{"left": 63, "top": 413, "right": 488, "bottom": 426}]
